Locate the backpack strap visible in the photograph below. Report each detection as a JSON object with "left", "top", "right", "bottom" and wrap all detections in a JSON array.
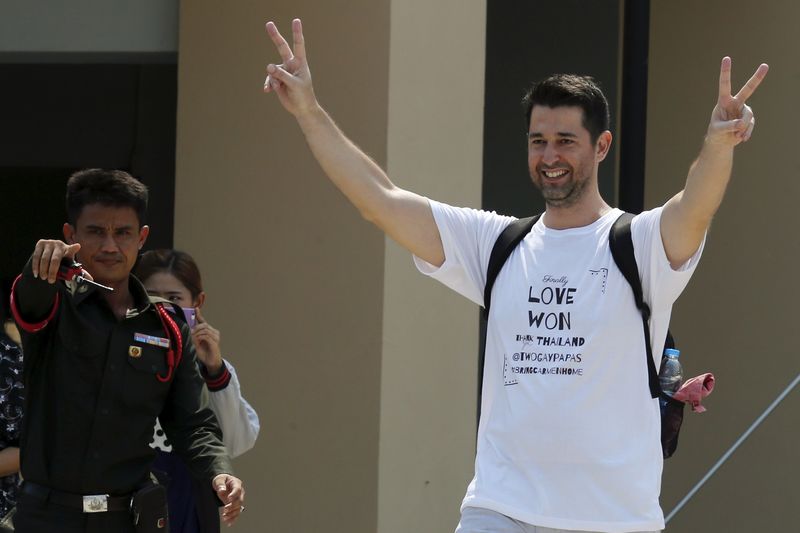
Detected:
[
  {"left": 609, "top": 212, "right": 662, "bottom": 399},
  {"left": 484, "top": 215, "right": 541, "bottom": 312},
  {"left": 478, "top": 215, "right": 541, "bottom": 414}
]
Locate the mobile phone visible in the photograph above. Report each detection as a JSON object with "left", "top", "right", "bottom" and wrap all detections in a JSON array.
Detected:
[{"left": 181, "top": 307, "right": 197, "bottom": 328}]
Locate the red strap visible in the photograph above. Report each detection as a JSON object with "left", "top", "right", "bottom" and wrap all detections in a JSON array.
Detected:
[
  {"left": 155, "top": 303, "right": 183, "bottom": 383},
  {"left": 9, "top": 274, "right": 60, "bottom": 333}
]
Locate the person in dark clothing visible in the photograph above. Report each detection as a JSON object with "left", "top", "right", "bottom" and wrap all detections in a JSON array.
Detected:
[
  {"left": 9, "top": 169, "right": 245, "bottom": 532},
  {"left": 0, "top": 285, "right": 23, "bottom": 527}
]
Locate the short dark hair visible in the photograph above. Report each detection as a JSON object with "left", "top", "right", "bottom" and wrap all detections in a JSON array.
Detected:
[
  {"left": 134, "top": 249, "right": 204, "bottom": 300},
  {"left": 65, "top": 169, "right": 148, "bottom": 226},
  {"left": 522, "top": 74, "right": 610, "bottom": 143}
]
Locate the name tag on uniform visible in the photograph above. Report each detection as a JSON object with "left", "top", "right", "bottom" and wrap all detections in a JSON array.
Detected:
[{"left": 133, "top": 332, "right": 170, "bottom": 348}]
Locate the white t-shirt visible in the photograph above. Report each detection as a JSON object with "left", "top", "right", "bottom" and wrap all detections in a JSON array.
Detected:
[{"left": 414, "top": 201, "right": 703, "bottom": 533}]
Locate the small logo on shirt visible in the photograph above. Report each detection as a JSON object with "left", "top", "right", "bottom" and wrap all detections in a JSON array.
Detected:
[
  {"left": 128, "top": 345, "right": 143, "bottom": 358},
  {"left": 503, "top": 353, "right": 519, "bottom": 386},
  {"left": 589, "top": 268, "right": 608, "bottom": 294}
]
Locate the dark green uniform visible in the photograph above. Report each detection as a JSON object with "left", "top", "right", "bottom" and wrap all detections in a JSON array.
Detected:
[{"left": 11, "top": 258, "right": 232, "bottom": 531}]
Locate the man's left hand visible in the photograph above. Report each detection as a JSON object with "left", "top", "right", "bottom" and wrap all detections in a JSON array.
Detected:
[
  {"left": 213, "top": 473, "right": 246, "bottom": 526},
  {"left": 707, "top": 56, "right": 768, "bottom": 147}
]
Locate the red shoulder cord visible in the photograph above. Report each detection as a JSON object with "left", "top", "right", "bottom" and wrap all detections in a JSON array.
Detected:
[
  {"left": 155, "top": 303, "right": 183, "bottom": 383},
  {"left": 9, "top": 274, "right": 61, "bottom": 333}
]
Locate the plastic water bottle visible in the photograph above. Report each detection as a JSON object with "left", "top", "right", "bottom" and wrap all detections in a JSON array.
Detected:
[{"left": 658, "top": 348, "right": 683, "bottom": 413}]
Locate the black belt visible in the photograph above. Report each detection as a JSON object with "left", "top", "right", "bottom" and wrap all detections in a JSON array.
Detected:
[{"left": 21, "top": 482, "right": 132, "bottom": 513}]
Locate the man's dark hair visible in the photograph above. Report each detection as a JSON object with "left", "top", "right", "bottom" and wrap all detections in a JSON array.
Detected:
[
  {"left": 65, "top": 169, "right": 149, "bottom": 226},
  {"left": 522, "top": 74, "right": 610, "bottom": 143}
]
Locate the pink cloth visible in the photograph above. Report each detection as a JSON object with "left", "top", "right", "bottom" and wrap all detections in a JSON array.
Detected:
[{"left": 672, "top": 373, "right": 715, "bottom": 413}]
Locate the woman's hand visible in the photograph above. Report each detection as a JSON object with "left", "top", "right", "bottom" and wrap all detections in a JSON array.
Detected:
[{"left": 191, "top": 308, "right": 224, "bottom": 375}]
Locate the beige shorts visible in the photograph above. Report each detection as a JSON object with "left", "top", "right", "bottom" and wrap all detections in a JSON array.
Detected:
[{"left": 455, "top": 506, "right": 661, "bottom": 533}]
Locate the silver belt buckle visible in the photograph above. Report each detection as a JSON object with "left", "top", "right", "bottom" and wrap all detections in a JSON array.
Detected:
[{"left": 82, "top": 494, "right": 109, "bottom": 513}]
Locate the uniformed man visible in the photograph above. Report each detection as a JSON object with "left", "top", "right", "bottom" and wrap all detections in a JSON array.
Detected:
[{"left": 9, "top": 169, "right": 245, "bottom": 532}]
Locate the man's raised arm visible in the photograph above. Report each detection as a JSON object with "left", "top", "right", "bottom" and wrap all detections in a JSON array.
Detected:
[
  {"left": 661, "top": 57, "right": 768, "bottom": 268},
  {"left": 263, "top": 19, "right": 445, "bottom": 267}
]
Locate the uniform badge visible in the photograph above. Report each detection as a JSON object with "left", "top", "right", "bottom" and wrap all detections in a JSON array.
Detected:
[
  {"left": 128, "top": 345, "right": 143, "bottom": 358},
  {"left": 133, "top": 332, "right": 170, "bottom": 348}
]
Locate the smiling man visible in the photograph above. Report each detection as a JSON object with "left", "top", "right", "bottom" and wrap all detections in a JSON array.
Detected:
[
  {"left": 263, "top": 18, "right": 767, "bottom": 533},
  {"left": 526, "top": 78, "right": 609, "bottom": 212},
  {"left": 10, "top": 169, "right": 245, "bottom": 532}
]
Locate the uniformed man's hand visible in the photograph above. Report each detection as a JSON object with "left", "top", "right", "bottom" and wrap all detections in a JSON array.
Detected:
[
  {"left": 192, "top": 308, "right": 224, "bottom": 374},
  {"left": 31, "top": 240, "right": 83, "bottom": 284},
  {"left": 213, "top": 473, "right": 245, "bottom": 526}
]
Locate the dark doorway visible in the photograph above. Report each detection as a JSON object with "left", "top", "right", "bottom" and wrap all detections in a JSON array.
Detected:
[
  {"left": 482, "top": 0, "right": 622, "bottom": 218},
  {"left": 0, "top": 60, "right": 177, "bottom": 293}
]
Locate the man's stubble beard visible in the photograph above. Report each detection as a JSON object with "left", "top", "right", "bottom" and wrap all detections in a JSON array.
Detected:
[{"left": 533, "top": 168, "right": 592, "bottom": 209}]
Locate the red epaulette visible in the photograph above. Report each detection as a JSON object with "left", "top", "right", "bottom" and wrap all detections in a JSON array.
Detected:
[{"left": 154, "top": 303, "right": 183, "bottom": 383}]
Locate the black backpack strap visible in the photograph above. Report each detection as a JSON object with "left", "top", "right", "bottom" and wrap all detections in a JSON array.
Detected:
[
  {"left": 609, "top": 212, "right": 662, "bottom": 399},
  {"left": 483, "top": 215, "right": 541, "bottom": 312},
  {"left": 478, "top": 215, "right": 540, "bottom": 420}
]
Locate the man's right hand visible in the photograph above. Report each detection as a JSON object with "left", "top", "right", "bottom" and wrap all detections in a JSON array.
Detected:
[
  {"left": 31, "top": 240, "right": 81, "bottom": 284},
  {"left": 263, "top": 19, "right": 318, "bottom": 118},
  {"left": 260, "top": 17, "right": 445, "bottom": 267}
]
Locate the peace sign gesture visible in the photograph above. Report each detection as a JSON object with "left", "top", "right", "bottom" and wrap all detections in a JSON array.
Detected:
[
  {"left": 708, "top": 57, "right": 769, "bottom": 146},
  {"left": 263, "top": 19, "right": 318, "bottom": 118}
]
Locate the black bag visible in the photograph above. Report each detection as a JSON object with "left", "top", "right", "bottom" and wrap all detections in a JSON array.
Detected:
[
  {"left": 131, "top": 482, "right": 170, "bottom": 533},
  {"left": 609, "top": 213, "right": 685, "bottom": 459},
  {"left": 482, "top": 212, "right": 684, "bottom": 459}
]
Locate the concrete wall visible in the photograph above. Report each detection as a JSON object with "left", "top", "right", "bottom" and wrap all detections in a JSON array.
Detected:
[
  {"left": 176, "top": 2, "right": 387, "bottom": 531},
  {"left": 647, "top": 1, "right": 799, "bottom": 529},
  {"left": 176, "top": 1, "right": 484, "bottom": 532},
  {"left": 0, "top": 0, "right": 178, "bottom": 53},
  {"left": 380, "top": 2, "right": 485, "bottom": 532}
]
